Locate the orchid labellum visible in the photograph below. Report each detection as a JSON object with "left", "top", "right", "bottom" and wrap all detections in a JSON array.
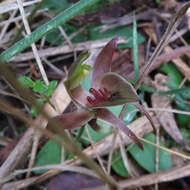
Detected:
[{"left": 55, "top": 38, "right": 156, "bottom": 150}]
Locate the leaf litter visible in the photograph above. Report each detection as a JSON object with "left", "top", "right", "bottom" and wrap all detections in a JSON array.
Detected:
[{"left": 0, "top": 1, "right": 190, "bottom": 190}]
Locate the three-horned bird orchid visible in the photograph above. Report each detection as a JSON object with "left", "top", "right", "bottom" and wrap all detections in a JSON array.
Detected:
[{"left": 54, "top": 38, "right": 156, "bottom": 150}]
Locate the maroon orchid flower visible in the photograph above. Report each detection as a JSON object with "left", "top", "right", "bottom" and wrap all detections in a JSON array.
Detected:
[{"left": 55, "top": 38, "right": 155, "bottom": 150}]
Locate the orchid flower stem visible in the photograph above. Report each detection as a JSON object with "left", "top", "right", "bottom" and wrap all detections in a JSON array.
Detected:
[{"left": 76, "top": 125, "right": 85, "bottom": 141}]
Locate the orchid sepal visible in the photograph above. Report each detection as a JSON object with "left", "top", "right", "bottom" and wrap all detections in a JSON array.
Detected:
[
  {"left": 91, "top": 37, "right": 118, "bottom": 89},
  {"left": 95, "top": 108, "right": 143, "bottom": 150},
  {"left": 53, "top": 109, "right": 95, "bottom": 130},
  {"left": 64, "top": 52, "right": 91, "bottom": 91}
]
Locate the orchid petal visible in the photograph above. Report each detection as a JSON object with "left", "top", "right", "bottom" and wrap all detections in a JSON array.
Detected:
[
  {"left": 54, "top": 109, "right": 94, "bottom": 130},
  {"left": 91, "top": 37, "right": 118, "bottom": 89},
  {"left": 95, "top": 108, "right": 143, "bottom": 150},
  {"left": 69, "top": 85, "right": 91, "bottom": 109},
  {"left": 88, "top": 72, "right": 139, "bottom": 108}
]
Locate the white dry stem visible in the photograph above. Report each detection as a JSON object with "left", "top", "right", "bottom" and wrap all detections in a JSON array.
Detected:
[
  {"left": 16, "top": 0, "right": 49, "bottom": 85},
  {"left": 0, "top": 0, "right": 41, "bottom": 14}
]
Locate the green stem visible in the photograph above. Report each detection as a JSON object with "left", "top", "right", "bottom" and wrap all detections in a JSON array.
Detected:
[
  {"left": 0, "top": 0, "right": 99, "bottom": 62},
  {"left": 133, "top": 12, "right": 139, "bottom": 81}
]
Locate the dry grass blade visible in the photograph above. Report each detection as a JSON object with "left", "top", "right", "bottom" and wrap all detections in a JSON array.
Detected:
[
  {"left": 11, "top": 38, "right": 127, "bottom": 62},
  {"left": 119, "top": 163, "right": 190, "bottom": 189},
  {"left": 135, "top": 2, "right": 190, "bottom": 89},
  {"left": 16, "top": 0, "right": 49, "bottom": 85},
  {"left": 0, "top": 0, "right": 41, "bottom": 14},
  {"left": 3, "top": 162, "right": 190, "bottom": 190},
  {"left": 2, "top": 165, "right": 98, "bottom": 183},
  {"left": 147, "top": 108, "right": 190, "bottom": 116},
  {"left": 138, "top": 137, "right": 190, "bottom": 160}
]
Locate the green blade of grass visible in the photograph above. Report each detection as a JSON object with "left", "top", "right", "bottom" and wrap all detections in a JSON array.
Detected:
[
  {"left": 133, "top": 12, "right": 139, "bottom": 81},
  {"left": 159, "top": 87, "right": 190, "bottom": 96},
  {"left": 0, "top": 0, "right": 99, "bottom": 62}
]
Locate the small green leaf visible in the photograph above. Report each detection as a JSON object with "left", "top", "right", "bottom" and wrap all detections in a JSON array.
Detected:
[
  {"left": 112, "top": 149, "right": 128, "bottom": 177},
  {"left": 18, "top": 76, "right": 34, "bottom": 88},
  {"left": 129, "top": 133, "right": 173, "bottom": 173},
  {"left": 46, "top": 80, "right": 58, "bottom": 96},
  {"left": 34, "top": 140, "right": 61, "bottom": 174},
  {"left": 33, "top": 80, "right": 48, "bottom": 93},
  {"left": 159, "top": 63, "right": 182, "bottom": 89}
]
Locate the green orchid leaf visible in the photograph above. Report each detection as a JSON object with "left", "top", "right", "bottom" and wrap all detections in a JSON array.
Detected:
[
  {"left": 34, "top": 140, "right": 61, "bottom": 174},
  {"left": 112, "top": 149, "right": 128, "bottom": 177},
  {"left": 18, "top": 76, "right": 35, "bottom": 88},
  {"left": 129, "top": 133, "right": 173, "bottom": 173},
  {"left": 34, "top": 139, "right": 77, "bottom": 174}
]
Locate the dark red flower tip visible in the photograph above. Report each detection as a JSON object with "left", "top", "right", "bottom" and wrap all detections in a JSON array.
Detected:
[{"left": 87, "top": 88, "right": 117, "bottom": 107}]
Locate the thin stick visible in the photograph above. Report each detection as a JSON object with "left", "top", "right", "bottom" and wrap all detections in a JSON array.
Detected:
[
  {"left": 0, "top": 0, "right": 41, "bottom": 14},
  {"left": 0, "top": 10, "right": 17, "bottom": 40},
  {"left": 138, "top": 137, "right": 190, "bottom": 160},
  {"left": 135, "top": 2, "right": 190, "bottom": 89},
  {"left": 147, "top": 108, "right": 190, "bottom": 115},
  {"left": 85, "top": 126, "right": 107, "bottom": 174},
  {"left": 107, "top": 131, "right": 118, "bottom": 174},
  {"left": 16, "top": 0, "right": 49, "bottom": 85}
]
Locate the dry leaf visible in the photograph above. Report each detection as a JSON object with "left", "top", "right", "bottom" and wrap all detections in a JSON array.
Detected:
[{"left": 151, "top": 74, "right": 185, "bottom": 146}]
